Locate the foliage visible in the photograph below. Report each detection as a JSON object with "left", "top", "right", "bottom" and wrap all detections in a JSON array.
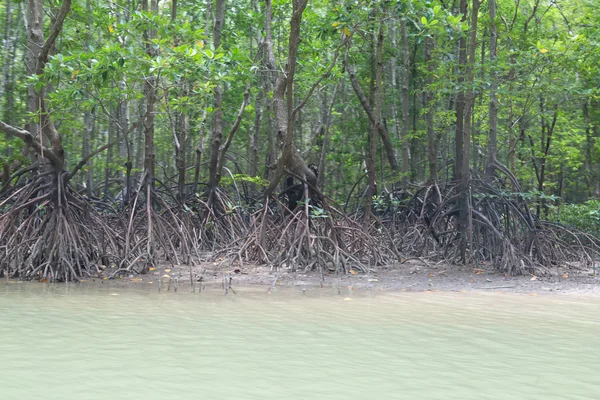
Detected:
[{"left": 549, "top": 201, "right": 600, "bottom": 238}]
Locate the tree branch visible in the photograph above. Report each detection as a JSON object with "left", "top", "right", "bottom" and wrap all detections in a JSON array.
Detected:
[
  {"left": 216, "top": 83, "right": 252, "bottom": 179},
  {"left": 37, "top": 0, "right": 72, "bottom": 74},
  {"left": 0, "top": 118, "right": 58, "bottom": 165}
]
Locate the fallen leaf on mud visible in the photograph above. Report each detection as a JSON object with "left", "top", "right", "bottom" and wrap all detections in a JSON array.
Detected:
[
  {"left": 149, "top": 267, "right": 156, "bottom": 271},
  {"left": 162, "top": 274, "right": 171, "bottom": 278},
  {"left": 164, "top": 269, "right": 171, "bottom": 273},
  {"left": 473, "top": 268, "right": 484, "bottom": 274},
  {"left": 429, "top": 273, "right": 435, "bottom": 277},
  {"left": 343, "top": 297, "right": 352, "bottom": 301},
  {"left": 349, "top": 269, "right": 357, "bottom": 275},
  {"left": 368, "top": 279, "right": 378, "bottom": 282},
  {"left": 529, "top": 293, "right": 537, "bottom": 296},
  {"left": 471, "top": 277, "right": 475, "bottom": 283},
  {"left": 562, "top": 273, "right": 569, "bottom": 279},
  {"left": 530, "top": 276, "right": 537, "bottom": 281},
  {"left": 39, "top": 278, "right": 48, "bottom": 283},
  {"left": 459, "top": 290, "right": 467, "bottom": 293}
]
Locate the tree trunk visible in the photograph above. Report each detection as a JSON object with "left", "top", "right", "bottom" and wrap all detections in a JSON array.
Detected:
[
  {"left": 192, "top": 108, "right": 207, "bottom": 194},
  {"left": 454, "top": 0, "right": 468, "bottom": 182},
  {"left": 262, "top": 0, "right": 318, "bottom": 200},
  {"left": 485, "top": 0, "right": 498, "bottom": 183},
  {"left": 104, "top": 107, "right": 115, "bottom": 198},
  {"left": 83, "top": 108, "right": 93, "bottom": 197},
  {"left": 457, "top": 0, "right": 479, "bottom": 264},
  {"left": 365, "top": 17, "right": 384, "bottom": 224},
  {"left": 424, "top": 35, "right": 437, "bottom": 184},
  {"left": 142, "top": 0, "right": 157, "bottom": 188},
  {"left": 206, "top": 0, "right": 226, "bottom": 204},
  {"left": 347, "top": 65, "right": 398, "bottom": 174},
  {"left": 25, "top": 0, "right": 43, "bottom": 140},
  {"left": 0, "top": 0, "right": 15, "bottom": 120},
  {"left": 400, "top": 17, "right": 411, "bottom": 185},
  {"left": 317, "top": 84, "right": 338, "bottom": 191},
  {"left": 584, "top": 99, "right": 593, "bottom": 198}
]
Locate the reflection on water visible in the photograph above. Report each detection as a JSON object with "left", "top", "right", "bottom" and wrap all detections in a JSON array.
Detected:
[{"left": 1, "top": 282, "right": 599, "bottom": 400}]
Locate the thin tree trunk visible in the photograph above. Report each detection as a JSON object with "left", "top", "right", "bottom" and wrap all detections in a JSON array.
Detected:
[
  {"left": 584, "top": 99, "right": 593, "bottom": 198},
  {"left": 458, "top": 0, "right": 479, "bottom": 264},
  {"left": 507, "top": 54, "right": 517, "bottom": 171},
  {"left": 485, "top": 0, "right": 498, "bottom": 183},
  {"left": 104, "top": 107, "right": 115, "bottom": 198},
  {"left": 25, "top": 0, "right": 43, "bottom": 140},
  {"left": 142, "top": 0, "right": 158, "bottom": 188},
  {"left": 3, "top": 7, "right": 20, "bottom": 126},
  {"left": 400, "top": 17, "right": 411, "bottom": 185},
  {"left": 82, "top": 0, "right": 93, "bottom": 197},
  {"left": 317, "top": 84, "right": 338, "bottom": 191},
  {"left": 365, "top": 17, "right": 384, "bottom": 224},
  {"left": 206, "top": 0, "right": 226, "bottom": 204},
  {"left": 0, "top": 0, "right": 14, "bottom": 119},
  {"left": 249, "top": 84, "right": 263, "bottom": 190},
  {"left": 347, "top": 65, "right": 398, "bottom": 173},
  {"left": 454, "top": 0, "right": 468, "bottom": 181},
  {"left": 193, "top": 108, "right": 208, "bottom": 194},
  {"left": 83, "top": 109, "right": 93, "bottom": 197},
  {"left": 424, "top": 36, "right": 437, "bottom": 184}
]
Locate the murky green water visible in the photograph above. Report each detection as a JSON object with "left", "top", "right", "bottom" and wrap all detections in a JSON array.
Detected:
[{"left": 1, "top": 282, "right": 599, "bottom": 400}]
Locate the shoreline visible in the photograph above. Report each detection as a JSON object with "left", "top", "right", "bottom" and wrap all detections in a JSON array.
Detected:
[
  {"left": 5, "top": 260, "right": 599, "bottom": 296},
  {"left": 79, "top": 260, "right": 600, "bottom": 296}
]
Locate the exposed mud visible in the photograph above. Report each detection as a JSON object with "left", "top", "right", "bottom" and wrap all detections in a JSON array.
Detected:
[{"left": 93, "top": 258, "right": 600, "bottom": 296}]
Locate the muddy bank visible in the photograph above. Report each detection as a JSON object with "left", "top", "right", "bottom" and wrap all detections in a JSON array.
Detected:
[{"left": 91, "top": 259, "right": 600, "bottom": 296}]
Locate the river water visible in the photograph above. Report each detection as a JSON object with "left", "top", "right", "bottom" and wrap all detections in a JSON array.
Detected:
[{"left": 1, "top": 282, "right": 599, "bottom": 399}]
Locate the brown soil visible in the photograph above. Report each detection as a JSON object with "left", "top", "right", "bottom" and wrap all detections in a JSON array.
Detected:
[{"left": 97, "top": 258, "right": 600, "bottom": 296}]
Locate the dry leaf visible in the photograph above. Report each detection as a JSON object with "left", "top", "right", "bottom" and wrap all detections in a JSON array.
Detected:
[
  {"left": 530, "top": 276, "right": 537, "bottom": 281},
  {"left": 429, "top": 273, "right": 435, "bottom": 277},
  {"left": 162, "top": 274, "right": 171, "bottom": 278},
  {"left": 164, "top": 269, "right": 171, "bottom": 273},
  {"left": 349, "top": 269, "right": 357, "bottom": 275},
  {"left": 149, "top": 267, "right": 156, "bottom": 271},
  {"left": 562, "top": 273, "right": 569, "bottom": 279}
]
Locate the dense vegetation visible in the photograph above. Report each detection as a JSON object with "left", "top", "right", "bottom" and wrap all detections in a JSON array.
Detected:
[{"left": 0, "top": 0, "right": 599, "bottom": 281}]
